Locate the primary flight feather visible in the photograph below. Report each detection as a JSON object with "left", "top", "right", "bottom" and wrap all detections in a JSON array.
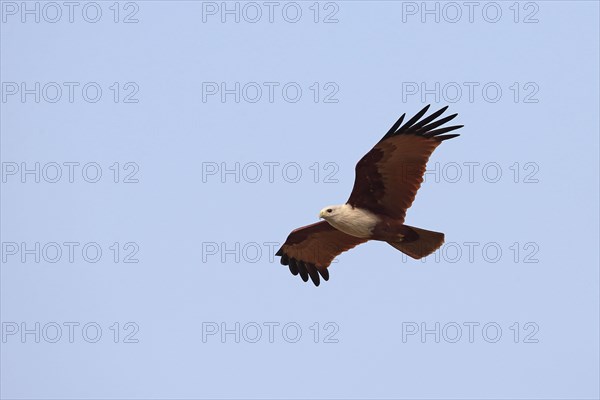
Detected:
[{"left": 275, "top": 105, "right": 463, "bottom": 286}]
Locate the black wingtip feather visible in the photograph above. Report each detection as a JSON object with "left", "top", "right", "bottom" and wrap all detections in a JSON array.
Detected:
[
  {"left": 397, "top": 104, "right": 431, "bottom": 133},
  {"left": 384, "top": 113, "right": 406, "bottom": 139},
  {"left": 280, "top": 253, "right": 289, "bottom": 265},
  {"left": 317, "top": 267, "right": 329, "bottom": 281},
  {"left": 305, "top": 263, "right": 320, "bottom": 286},
  {"left": 411, "top": 106, "right": 448, "bottom": 131},
  {"left": 298, "top": 263, "right": 309, "bottom": 282},
  {"left": 288, "top": 258, "right": 298, "bottom": 275},
  {"left": 424, "top": 125, "right": 463, "bottom": 138},
  {"left": 276, "top": 250, "right": 329, "bottom": 286},
  {"left": 436, "top": 134, "right": 461, "bottom": 141},
  {"left": 417, "top": 113, "right": 458, "bottom": 133},
  {"left": 380, "top": 105, "right": 462, "bottom": 142}
]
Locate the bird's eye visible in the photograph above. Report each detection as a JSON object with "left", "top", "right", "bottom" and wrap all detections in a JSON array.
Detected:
[{"left": 327, "top": 209, "right": 332, "bottom": 213}]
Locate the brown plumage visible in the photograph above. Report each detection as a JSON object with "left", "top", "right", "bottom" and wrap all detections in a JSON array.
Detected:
[
  {"left": 275, "top": 221, "right": 366, "bottom": 286},
  {"left": 276, "top": 105, "right": 463, "bottom": 286}
]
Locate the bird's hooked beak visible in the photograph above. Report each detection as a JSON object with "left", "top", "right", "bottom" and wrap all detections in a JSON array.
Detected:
[{"left": 318, "top": 210, "right": 326, "bottom": 219}]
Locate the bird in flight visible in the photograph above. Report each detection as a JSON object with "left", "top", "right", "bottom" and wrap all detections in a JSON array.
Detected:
[{"left": 275, "top": 105, "right": 463, "bottom": 286}]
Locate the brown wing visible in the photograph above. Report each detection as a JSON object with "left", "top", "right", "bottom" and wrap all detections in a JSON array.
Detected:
[
  {"left": 347, "top": 105, "right": 462, "bottom": 222},
  {"left": 275, "top": 221, "right": 367, "bottom": 286}
]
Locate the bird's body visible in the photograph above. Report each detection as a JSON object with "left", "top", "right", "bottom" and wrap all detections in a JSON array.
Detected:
[
  {"left": 276, "top": 105, "right": 463, "bottom": 286},
  {"left": 320, "top": 204, "right": 418, "bottom": 243},
  {"left": 318, "top": 204, "right": 379, "bottom": 239}
]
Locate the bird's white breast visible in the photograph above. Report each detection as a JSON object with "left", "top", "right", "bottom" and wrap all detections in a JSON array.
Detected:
[{"left": 326, "top": 204, "right": 379, "bottom": 238}]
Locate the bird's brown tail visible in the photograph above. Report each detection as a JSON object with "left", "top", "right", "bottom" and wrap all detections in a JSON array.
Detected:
[{"left": 387, "top": 225, "right": 445, "bottom": 259}]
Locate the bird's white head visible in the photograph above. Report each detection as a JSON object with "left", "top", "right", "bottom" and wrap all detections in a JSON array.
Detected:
[{"left": 319, "top": 205, "right": 344, "bottom": 220}]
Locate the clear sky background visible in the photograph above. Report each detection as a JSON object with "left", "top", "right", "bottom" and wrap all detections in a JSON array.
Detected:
[{"left": 1, "top": 1, "right": 599, "bottom": 399}]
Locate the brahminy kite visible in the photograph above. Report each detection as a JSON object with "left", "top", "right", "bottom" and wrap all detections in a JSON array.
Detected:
[{"left": 276, "top": 105, "right": 463, "bottom": 286}]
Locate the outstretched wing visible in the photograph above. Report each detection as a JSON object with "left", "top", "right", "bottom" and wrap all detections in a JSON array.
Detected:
[
  {"left": 276, "top": 221, "right": 367, "bottom": 286},
  {"left": 347, "top": 105, "right": 462, "bottom": 222}
]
